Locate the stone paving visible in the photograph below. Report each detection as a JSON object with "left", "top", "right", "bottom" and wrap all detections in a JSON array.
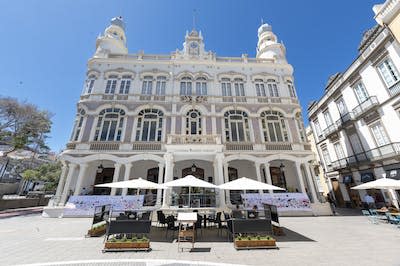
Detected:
[{"left": 0, "top": 212, "right": 399, "bottom": 266}]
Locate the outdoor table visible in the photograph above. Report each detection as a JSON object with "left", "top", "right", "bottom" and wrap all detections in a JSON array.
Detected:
[{"left": 177, "top": 212, "right": 197, "bottom": 251}]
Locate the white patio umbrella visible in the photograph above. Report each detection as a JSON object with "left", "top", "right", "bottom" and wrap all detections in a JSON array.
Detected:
[
  {"left": 95, "top": 177, "right": 165, "bottom": 195},
  {"left": 218, "top": 177, "right": 285, "bottom": 191},
  {"left": 352, "top": 177, "right": 400, "bottom": 208},
  {"left": 218, "top": 177, "right": 284, "bottom": 208},
  {"left": 163, "top": 175, "right": 217, "bottom": 207},
  {"left": 351, "top": 177, "right": 400, "bottom": 190}
]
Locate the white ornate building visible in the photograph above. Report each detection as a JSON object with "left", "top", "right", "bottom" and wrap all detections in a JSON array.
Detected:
[
  {"left": 308, "top": 1, "right": 400, "bottom": 209},
  {"left": 52, "top": 17, "right": 325, "bottom": 213}
]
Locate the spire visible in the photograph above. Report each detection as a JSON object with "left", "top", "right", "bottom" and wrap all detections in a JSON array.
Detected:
[
  {"left": 94, "top": 16, "right": 128, "bottom": 58},
  {"left": 192, "top": 9, "right": 197, "bottom": 30},
  {"left": 256, "top": 21, "right": 286, "bottom": 62}
]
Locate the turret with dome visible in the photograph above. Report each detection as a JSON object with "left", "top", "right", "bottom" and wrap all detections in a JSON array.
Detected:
[
  {"left": 94, "top": 16, "right": 128, "bottom": 58},
  {"left": 256, "top": 22, "right": 286, "bottom": 62}
]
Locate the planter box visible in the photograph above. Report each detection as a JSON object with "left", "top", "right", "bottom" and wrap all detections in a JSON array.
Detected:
[
  {"left": 104, "top": 241, "right": 150, "bottom": 250},
  {"left": 87, "top": 226, "right": 106, "bottom": 237},
  {"left": 234, "top": 239, "right": 276, "bottom": 249},
  {"left": 272, "top": 225, "right": 285, "bottom": 236}
]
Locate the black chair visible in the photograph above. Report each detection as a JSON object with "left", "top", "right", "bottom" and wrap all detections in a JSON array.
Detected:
[
  {"left": 116, "top": 213, "right": 129, "bottom": 220},
  {"left": 157, "top": 210, "right": 167, "bottom": 227},
  {"left": 139, "top": 211, "right": 151, "bottom": 221},
  {"left": 247, "top": 211, "right": 259, "bottom": 219},
  {"left": 208, "top": 212, "right": 221, "bottom": 228},
  {"left": 232, "top": 210, "right": 244, "bottom": 219},
  {"left": 165, "top": 215, "right": 178, "bottom": 238}
]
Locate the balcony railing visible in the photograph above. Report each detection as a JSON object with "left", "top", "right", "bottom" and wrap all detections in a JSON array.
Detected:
[
  {"left": 132, "top": 142, "right": 161, "bottom": 151},
  {"left": 89, "top": 142, "right": 120, "bottom": 151},
  {"left": 328, "top": 142, "right": 400, "bottom": 171},
  {"left": 323, "top": 123, "right": 338, "bottom": 138},
  {"left": 335, "top": 112, "right": 355, "bottom": 128},
  {"left": 167, "top": 135, "right": 222, "bottom": 145},
  {"left": 80, "top": 93, "right": 299, "bottom": 105},
  {"left": 352, "top": 96, "right": 379, "bottom": 118},
  {"left": 265, "top": 143, "right": 292, "bottom": 150},
  {"left": 225, "top": 142, "right": 254, "bottom": 151},
  {"left": 388, "top": 81, "right": 400, "bottom": 96}
]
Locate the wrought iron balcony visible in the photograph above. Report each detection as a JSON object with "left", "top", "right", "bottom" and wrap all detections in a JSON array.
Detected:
[
  {"left": 388, "top": 81, "right": 400, "bottom": 96},
  {"left": 328, "top": 142, "right": 400, "bottom": 171},
  {"left": 225, "top": 142, "right": 254, "bottom": 151},
  {"left": 323, "top": 123, "right": 339, "bottom": 138},
  {"left": 352, "top": 96, "right": 379, "bottom": 119}
]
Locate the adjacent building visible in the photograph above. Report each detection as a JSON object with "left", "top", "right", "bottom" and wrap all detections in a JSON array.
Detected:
[
  {"left": 308, "top": 1, "right": 400, "bottom": 208},
  {"left": 52, "top": 17, "right": 326, "bottom": 213}
]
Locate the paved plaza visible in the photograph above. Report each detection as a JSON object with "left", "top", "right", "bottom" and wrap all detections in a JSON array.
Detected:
[{"left": 0, "top": 211, "right": 399, "bottom": 266}]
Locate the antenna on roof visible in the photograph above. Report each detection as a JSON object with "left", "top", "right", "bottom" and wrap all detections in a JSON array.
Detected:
[{"left": 261, "top": 18, "right": 264, "bottom": 25}]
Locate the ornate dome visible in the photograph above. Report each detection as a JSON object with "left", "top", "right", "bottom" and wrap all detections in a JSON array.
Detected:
[
  {"left": 258, "top": 23, "right": 272, "bottom": 36},
  {"left": 111, "top": 16, "right": 125, "bottom": 30}
]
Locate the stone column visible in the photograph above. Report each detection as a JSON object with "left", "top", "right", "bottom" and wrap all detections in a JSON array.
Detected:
[
  {"left": 254, "top": 162, "right": 263, "bottom": 195},
  {"left": 263, "top": 162, "right": 273, "bottom": 194},
  {"left": 74, "top": 163, "right": 89, "bottom": 196},
  {"left": 215, "top": 154, "right": 226, "bottom": 208},
  {"left": 60, "top": 163, "right": 78, "bottom": 205},
  {"left": 156, "top": 163, "right": 165, "bottom": 206},
  {"left": 304, "top": 163, "right": 318, "bottom": 203},
  {"left": 121, "top": 163, "right": 132, "bottom": 196},
  {"left": 162, "top": 153, "right": 174, "bottom": 208},
  {"left": 110, "top": 163, "right": 122, "bottom": 196},
  {"left": 295, "top": 161, "right": 306, "bottom": 194},
  {"left": 223, "top": 162, "right": 230, "bottom": 205},
  {"left": 54, "top": 162, "right": 68, "bottom": 205}
]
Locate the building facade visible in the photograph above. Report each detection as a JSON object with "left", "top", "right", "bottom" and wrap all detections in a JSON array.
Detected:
[
  {"left": 53, "top": 17, "right": 322, "bottom": 211},
  {"left": 308, "top": 2, "right": 400, "bottom": 208}
]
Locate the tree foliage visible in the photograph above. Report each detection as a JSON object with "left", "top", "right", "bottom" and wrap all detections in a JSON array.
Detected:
[
  {"left": 0, "top": 96, "right": 52, "bottom": 154},
  {"left": 22, "top": 161, "right": 62, "bottom": 191}
]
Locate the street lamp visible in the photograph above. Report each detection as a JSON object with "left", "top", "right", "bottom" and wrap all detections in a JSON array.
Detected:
[{"left": 191, "top": 163, "right": 197, "bottom": 173}]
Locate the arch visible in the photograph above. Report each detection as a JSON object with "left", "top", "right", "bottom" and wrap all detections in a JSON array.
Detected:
[
  {"left": 86, "top": 69, "right": 101, "bottom": 79},
  {"left": 93, "top": 103, "right": 129, "bottom": 115},
  {"left": 217, "top": 71, "right": 247, "bottom": 82},
  {"left": 265, "top": 154, "right": 313, "bottom": 162},
  {"left": 223, "top": 109, "right": 251, "bottom": 142},
  {"left": 193, "top": 71, "right": 213, "bottom": 80},
  {"left": 93, "top": 107, "right": 126, "bottom": 141},
  {"left": 256, "top": 106, "right": 289, "bottom": 117},
  {"left": 133, "top": 104, "right": 168, "bottom": 116},
  {"left": 185, "top": 109, "right": 202, "bottom": 135},
  {"left": 104, "top": 68, "right": 135, "bottom": 78},
  {"left": 135, "top": 108, "right": 164, "bottom": 142},
  {"left": 259, "top": 110, "right": 289, "bottom": 142},
  {"left": 60, "top": 153, "right": 164, "bottom": 164},
  {"left": 139, "top": 69, "right": 170, "bottom": 80},
  {"left": 250, "top": 72, "right": 280, "bottom": 83},
  {"left": 179, "top": 104, "right": 209, "bottom": 116},
  {"left": 175, "top": 71, "right": 195, "bottom": 80},
  {"left": 219, "top": 106, "right": 251, "bottom": 116},
  {"left": 224, "top": 154, "right": 261, "bottom": 164}
]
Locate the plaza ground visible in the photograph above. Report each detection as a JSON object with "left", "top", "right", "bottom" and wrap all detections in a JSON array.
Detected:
[{"left": 0, "top": 210, "right": 399, "bottom": 266}]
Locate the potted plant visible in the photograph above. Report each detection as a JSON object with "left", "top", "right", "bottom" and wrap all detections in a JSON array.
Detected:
[
  {"left": 234, "top": 234, "right": 276, "bottom": 249},
  {"left": 87, "top": 221, "right": 107, "bottom": 237},
  {"left": 104, "top": 235, "right": 150, "bottom": 250}
]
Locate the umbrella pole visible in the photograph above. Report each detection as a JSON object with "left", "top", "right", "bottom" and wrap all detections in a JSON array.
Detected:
[{"left": 189, "top": 187, "right": 191, "bottom": 208}]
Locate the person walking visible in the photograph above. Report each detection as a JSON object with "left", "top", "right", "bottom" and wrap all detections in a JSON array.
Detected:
[{"left": 327, "top": 192, "right": 337, "bottom": 215}]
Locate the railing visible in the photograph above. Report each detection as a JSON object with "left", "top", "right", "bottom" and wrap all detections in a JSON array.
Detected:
[
  {"left": 80, "top": 93, "right": 299, "bottom": 106},
  {"left": 66, "top": 143, "right": 76, "bottom": 150},
  {"left": 388, "top": 81, "right": 400, "bottom": 96},
  {"left": 89, "top": 142, "right": 120, "bottom": 151},
  {"left": 323, "top": 123, "right": 338, "bottom": 138},
  {"left": 132, "top": 142, "right": 161, "bottom": 151},
  {"left": 335, "top": 112, "right": 355, "bottom": 128},
  {"left": 167, "top": 135, "right": 221, "bottom": 145},
  {"left": 265, "top": 143, "right": 292, "bottom": 150},
  {"left": 225, "top": 142, "right": 254, "bottom": 151},
  {"left": 171, "top": 193, "right": 217, "bottom": 208},
  {"left": 352, "top": 96, "right": 379, "bottom": 118},
  {"left": 329, "top": 142, "right": 400, "bottom": 171}
]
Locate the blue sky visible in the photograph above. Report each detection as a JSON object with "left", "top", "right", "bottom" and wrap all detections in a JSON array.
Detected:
[{"left": 0, "top": 0, "right": 380, "bottom": 152}]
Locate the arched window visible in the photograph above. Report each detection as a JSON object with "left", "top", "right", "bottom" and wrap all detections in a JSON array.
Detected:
[
  {"left": 119, "top": 75, "right": 131, "bottom": 94},
  {"left": 85, "top": 75, "right": 96, "bottom": 94},
  {"left": 260, "top": 110, "right": 288, "bottom": 142},
  {"left": 141, "top": 76, "right": 153, "bottom": 100},
  {"left": 195, "top": 77, "right": 207, "bottom": 95},
  {"left": 180, "top": 77, "right": 192, "bottom": 95},
  {"left": 186, "top": 109, "right": 202, "bottom": 135},
  {"left": 295, "top": 112, "right": 306, "bottom": 142},
  {"left": 94, "top": 108, "right": 125, "bottom": 141},
  {"left": 233, "top": 78, "right": 246, "bottom": 102},
  {"left": 224, "top": 110, "right": 250, "bottom": 142},
  {"left": 135, "top": 109, "right": 163, "bottom": 141},
  {"left": 105, "top": 75, "right": 118, "bottom": 94},
  {"left": 71, "top": 108, "right": 86, "bottom": 141},
  {"left": 267, "top": 79, "right": 279, "bottom": 97},
  {"left": 255, "top": 79, "right": 267, "bottom": 102},
  {"left": 287, "top": 80, "right": 296, "bottom": 98}
]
